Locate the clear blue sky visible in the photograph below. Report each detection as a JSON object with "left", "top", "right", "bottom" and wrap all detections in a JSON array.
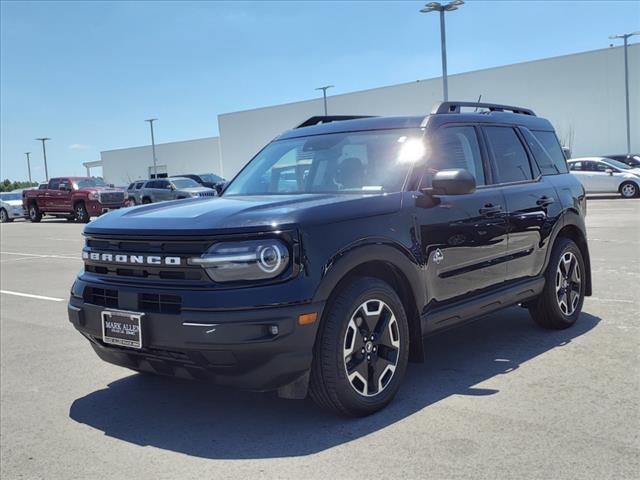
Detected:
[{"left": 1, "top": 0, "right": 638, "bottom": 181}]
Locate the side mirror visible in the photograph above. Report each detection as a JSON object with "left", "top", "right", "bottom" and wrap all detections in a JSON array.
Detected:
[
  {"left": 425, "top": 169, "right": 476, "bottom": 196},
  {"left": 604, "top": 168, "right": 614, "bottom": 176},
  {"left": 167, "top": 184, "right": 175, "bottom": 190}
]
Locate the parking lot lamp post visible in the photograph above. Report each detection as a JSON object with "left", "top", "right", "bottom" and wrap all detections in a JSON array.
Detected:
[
  {"left": 420, "top": 0, "right": 464, "bottom": 102},
  {"left": 35, "top": 138, "right": 50, "bottom": 181},
  {"left": 145, "top": 118, "right": 158, "bottom": 178},
  {"left": 609, "top": 32, "right": 639, "bottom": 155},
  {"left": 24, "top": 152, "right": 32, "bottom": 183},
  {"left": 315, "top": 85, "right": 334, "bottom": 115}
]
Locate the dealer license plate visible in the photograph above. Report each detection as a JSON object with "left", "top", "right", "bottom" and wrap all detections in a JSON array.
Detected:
[{"left": 101, "top": 310, "right": 143, "bottom": 349}]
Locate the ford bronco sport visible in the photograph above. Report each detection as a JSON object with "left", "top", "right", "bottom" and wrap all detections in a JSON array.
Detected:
[{"left": 68, "top": 102, "right": 592, "bottom": 416}]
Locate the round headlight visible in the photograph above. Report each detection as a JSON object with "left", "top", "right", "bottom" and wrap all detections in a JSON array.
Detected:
[{"left": 258, "top": 244, "right": 283, "bottom": 273}]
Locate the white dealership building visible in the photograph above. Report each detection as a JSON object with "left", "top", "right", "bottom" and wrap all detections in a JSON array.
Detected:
[{"left": 97, "top": 45, "right": 639, "bottom": 185}]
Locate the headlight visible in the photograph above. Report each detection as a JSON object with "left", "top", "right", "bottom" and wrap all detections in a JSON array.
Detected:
[
  {"left": 188, "top": 239, "right": 290, "bottom": 282},
  {"left": 88, "top": 192, "right": 99, "bottom": 201}
]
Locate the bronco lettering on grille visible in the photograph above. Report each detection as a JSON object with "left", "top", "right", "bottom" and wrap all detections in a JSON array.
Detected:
[{"left": 82, "top": 251, "right": 182, "bottom": 266}]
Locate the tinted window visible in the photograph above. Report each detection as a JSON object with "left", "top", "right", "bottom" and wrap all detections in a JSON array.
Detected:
[
  {"left": 127, "top": 183, "right": 135, "bottom": 190},
  {"left": 532, "top": 131, "right": 568, "bottom": 174},
  {"left": 157, "top": 180, "right": 170, "bottom": 189},
  {"left": 48, "top": 179, "right": 60, "bottom": 190},
  {"left": 145, "top": 181, "right": 156, "bottom": 188},
  {"left": 135, "top": 182, "right": 144, "bottom": 189},
  {"left": 593, "top": 162, "right": 610, "bottom": 172},
  {"left": 426, "top": 126, "right": 485, "bottom": 186},
  {"left": 59, "top": 179, "right": 72, "bottom": 190},
  {"left": 484, "top": 127, "right": 533, "bottom": 183},
  {"left": 569, "top": 162, "right": 582, "bottom": 171}
]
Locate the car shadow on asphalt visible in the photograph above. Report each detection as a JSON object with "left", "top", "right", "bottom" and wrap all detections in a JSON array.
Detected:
[{"left": 69, "top": 307, "right": 600, "bottom": 459}]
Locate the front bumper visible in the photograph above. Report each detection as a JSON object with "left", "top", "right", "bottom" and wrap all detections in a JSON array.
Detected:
[
  {"left": 9, "top": 207, "right": 27, "bottom": 219},
  {"left": 86, "top": 201, "right": 125, "bottom": 216},
  {"left": 68, "top": 288, "right": 324, "bottom": 392}
]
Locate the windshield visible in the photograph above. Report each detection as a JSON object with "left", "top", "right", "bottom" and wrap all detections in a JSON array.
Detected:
[
  {"left": 603, "top": 159, "right": 632, "bottom": 170},
  {"left": 224, "top": 128, "right": 424, "bottom": 196},
  {"left": 0, "top": 193, "right": 21, "bottom": 201},
  {"left": 199, "top": 174, "right": 224, "bottom": 183},
  {"left": 171, "top": 178, "right": 201, "bottom": 189},
  {"left": 74, "top": 178, "right": 107, "bottom": 189}
]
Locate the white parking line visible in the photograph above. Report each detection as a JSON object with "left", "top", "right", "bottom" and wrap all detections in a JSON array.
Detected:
[
  {"left": 0, "top": 251, "right": 78, "bottom": 260},
  {"left": 0, "top": 290, "right": 64, "bottom": 302}
]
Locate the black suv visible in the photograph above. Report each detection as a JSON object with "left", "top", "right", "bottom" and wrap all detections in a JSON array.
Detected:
[{"left": 68, "top": 102, "right": 592, "bottom": 416}]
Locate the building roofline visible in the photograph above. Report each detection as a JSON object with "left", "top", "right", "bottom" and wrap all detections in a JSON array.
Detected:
[
  {"left": 218, "top": 44, "right": 638, "bottom": 119},
  {"left": 101, "top": 136, "right": 219, "bottom": 155}
]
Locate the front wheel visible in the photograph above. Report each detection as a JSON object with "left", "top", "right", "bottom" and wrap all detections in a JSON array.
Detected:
[
  {"left": 0, "top": 208, "right": 11, "bottom": 223},
  {"left": 528, "top": 238, "right": 585, "bottom": 329},
  {"left": 28, "top": 204, "right": 42, "bottom": 222},
  {"left": 620, "top": 181, "right": 638, "bottom": 198},
  {"left": 309, "top": 277, "right": 409, "bottom": 417},
  {"left": 74, "top": 202, "right": 90, "bottom": 223}
]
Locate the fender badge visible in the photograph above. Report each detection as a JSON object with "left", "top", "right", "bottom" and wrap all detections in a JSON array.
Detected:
[{"left": 432, "top": 248, "right": 444, "bottom": 265}]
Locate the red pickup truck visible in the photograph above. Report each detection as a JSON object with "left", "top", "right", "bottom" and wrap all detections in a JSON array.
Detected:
[{"left": 22, "top": 177, "right": 126, "bottom": 223}]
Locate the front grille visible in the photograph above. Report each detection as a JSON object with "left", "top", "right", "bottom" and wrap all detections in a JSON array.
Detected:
[
  {"left": 139, "top": 293, "right": 182, "bottom": 314},
  {"left": 83, "top": 236, "right": 210, "bottom": 284},
  {"left": 99, "top": 191, "right": 125, "bottom": 204},
  {"left": 195, "top": 191, "right": 216, "bottom": 198},
  {"left": 85, "top": 287, "right": 118, "bottom": 308}
]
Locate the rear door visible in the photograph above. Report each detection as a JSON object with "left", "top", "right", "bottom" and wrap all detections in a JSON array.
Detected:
[
  {"left": 416, "top": 124, "right": 508, "bottom": 305},
  {"left": 482, "top": 126, "right": 562, "bottom": 281},
  {"left": 45, "top": 178, "right": 60, "bottom": 210}
]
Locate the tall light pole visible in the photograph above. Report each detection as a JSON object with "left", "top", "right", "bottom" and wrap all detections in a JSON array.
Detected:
[
  {"left": 420, "top": 0, "right": 464, "bottom": 102},
  {"left": 609, "top": 32, "right": 639, "bottom": 155},
  {"left": 315, "top": 85, "right": 334, "bottom": 115},
  {"left": 24, "top": 152, "right": 32, "bottom": 183},
  {"left": 145, "top": 118, "right": 158, "bottom": 178},
  {"left": 35, "top": 138, "right": 50, "bottom": 181}
]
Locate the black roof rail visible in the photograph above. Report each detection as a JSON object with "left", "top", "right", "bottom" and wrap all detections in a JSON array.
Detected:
[
  {"left": 431, "top": 101, "right": 536, "bottom": 116},
  {"left": 296, "top": 115, "right": 376, "bottom": 129}
]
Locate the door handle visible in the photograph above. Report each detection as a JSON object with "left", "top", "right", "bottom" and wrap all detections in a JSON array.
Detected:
[
  {"left": 479, "top": 204, "right": 503, "bottom": 216},
  {"left": 536, "top": 196, "right": 555, "bottom": 207}
]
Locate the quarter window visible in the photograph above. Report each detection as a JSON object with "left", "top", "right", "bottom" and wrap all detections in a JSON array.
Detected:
[
  {"left": 425, "top": 126, "right": 485, "bottom": 186},
  {"left": 532, "top": 131, "right": 568, "bottom": 174},
  {"left": 484, "top": 127, "right": 533, "bottom": 183}
]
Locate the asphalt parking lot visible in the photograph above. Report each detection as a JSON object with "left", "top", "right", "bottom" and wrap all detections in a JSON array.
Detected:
[{"left": 1, "top": 197, "right": 639, "bottom": 480}]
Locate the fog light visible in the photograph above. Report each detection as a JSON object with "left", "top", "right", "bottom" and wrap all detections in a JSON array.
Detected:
[{"left": 269, "top": 325, "right": 279, "bottom": 336}]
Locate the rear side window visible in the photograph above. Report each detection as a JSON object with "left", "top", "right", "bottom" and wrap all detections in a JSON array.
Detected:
[
  {"left": 484, "top": 127, "right": 533, "bottom": 183},
  {"left": 426, "top": 126, "right": 486, "bottom": 186},
  {"left": 531, "top": 131, "right": 568, "bottom": 174}
]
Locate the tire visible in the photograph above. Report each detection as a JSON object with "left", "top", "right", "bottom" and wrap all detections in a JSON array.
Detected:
[
  {"left": 309, "top": 277, "right": 410, "bottom": 417},
  {"left": 126, "top": 198, "right": 136, "bottom": 207},
  {"left": 142, "top": 197, "right": 152, "bottom": 204},
  {"left": 28, "top": 203, "right": 42, "bottom": 223},
  {"left": 619, "top": 181, "right": 638, "bottom": 199},
  {"left": 528, "top": 238, "right": 585, "bottom": 329},
  {"left": 66, "top": 215, "right": 76, "bottom": 222},
  {"left": 74, "top": 202, "right": 90, "bottom": 223},
  {"left": 0, "top": 208, "right": 11, "bottom": 223}
]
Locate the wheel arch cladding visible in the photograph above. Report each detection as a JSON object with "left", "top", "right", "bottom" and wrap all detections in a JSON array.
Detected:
[{"left": 313, "top": 243, "right": 425, "bottom": 363}]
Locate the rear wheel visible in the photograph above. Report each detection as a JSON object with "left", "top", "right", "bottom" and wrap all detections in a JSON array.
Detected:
[
  {"left": 142, "top": 197, "right": 152, "bottom": 204},
  {"left": 125, "top": 198, "right": 136, "bottom": 207},
  {"left": 309, "top": 277, "right": 409, "bottom": 417},
  {"left": 528, "top": 238, "right": 585, "bottom": 329},
  {"left": 28, "top": 204, "right": 42, "bottom": 222},
  {"left": 620, "top": 181, "right": 638, "bottom": 198},
  {"left": 74, "top": 202, "right": 90, "bottom": 223}
]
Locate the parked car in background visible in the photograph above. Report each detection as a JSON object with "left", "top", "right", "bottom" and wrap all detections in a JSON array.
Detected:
[
  {"left": 568, "top": 157, "right": 640, "bottom": 198},
  {"left": 125, "top": 180, "right": 145, "bottom": 206},
  {"left": 139, "top": 177, "right": 217, "bottom": 204},
  {"left": 22, "top": 177, "right": 127, "bottom": 223},
  {"left": 603, "top": 153, "right": 640, "bottom": 168},
  {"left": 0, "top": 192, "right": 27, "bottom": 222},
  {"left": 176, "top": 173, "right": 227, "bottom": 194}
]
